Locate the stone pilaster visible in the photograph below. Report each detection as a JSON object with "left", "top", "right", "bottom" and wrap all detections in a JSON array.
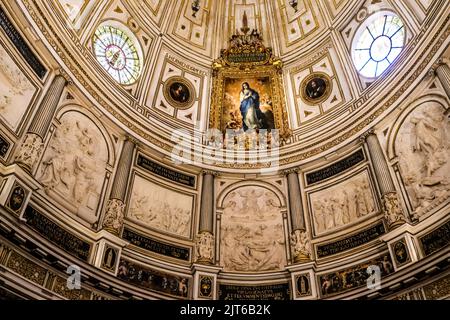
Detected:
[
  {"left": 195, "top": 171, "right": 217, "bottom": 264},
  {"left": 283, "top": 169, "right": 311, "bottom": 262},
  {"left": 361, "top": 130, "right": 406, "bottom": 229},
  {"left": 102, "top": 138, "right": 136, "bottom": 235},
  {"left": 431, "top": 59, "right": 450, "bottom": 98},
  {"left": 16, "top": 74, "right": 67, "bottom": 172}
]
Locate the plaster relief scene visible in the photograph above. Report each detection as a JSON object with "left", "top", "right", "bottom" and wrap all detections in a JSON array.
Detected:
[
  {"left": 0, "top": 45, "right": 35, "bottom": 130},
  {"left": 310, "top": 171, "right": 376, "bottom": 235},
  {"left": 37, "top": 112, "right": 108, "bottom": 224},
  {"left": 220, "top": 186, "right": 286, "bottom": 272},
  {"left": 128, "top": 175, "right": 193, "bottom": 238},
  {"left": 396, "top": 102, "right": 450, "bottom": 217}
]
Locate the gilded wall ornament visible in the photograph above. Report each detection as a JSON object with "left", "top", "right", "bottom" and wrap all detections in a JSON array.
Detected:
[{"left": 209, "top": 30, "right": 291, "bottom": 143}]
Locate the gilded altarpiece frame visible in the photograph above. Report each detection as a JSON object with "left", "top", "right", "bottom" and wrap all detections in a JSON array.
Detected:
[{"left": 208, "top": 33, "right": 291, "bottom": 143}]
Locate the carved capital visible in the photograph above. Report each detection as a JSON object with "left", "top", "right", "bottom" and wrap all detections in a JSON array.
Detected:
[
  {"left": 290, "top": 229, "right": 311, "bottom": 263},
  {"left": 102, "top": 199, "right": 125, "bottom": 235},
  {"left": 15, "top": 133, "right": 44, "bottom": 173},
  {"left": 282, "top": 167, "right": 300, "bottom": 176},
  {"left": 359, "top": 128, "right": 375, "bottom": 143},
  {"left": 382, "top": 192, "right": 406, "bottom": 229},
  {"left": 57, "top": 68, "right": 72, "bottom": 85},
  {"left": 201, "top": 170, "right": 220, "bottom": 177},
  {"left": 195, "top": 231, "right": 215, "bottom": 264}
]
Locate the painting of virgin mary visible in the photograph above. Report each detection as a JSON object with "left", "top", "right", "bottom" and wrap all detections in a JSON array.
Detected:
[{"left": 239, "top": 82, "right": 265, "bottom": 131}]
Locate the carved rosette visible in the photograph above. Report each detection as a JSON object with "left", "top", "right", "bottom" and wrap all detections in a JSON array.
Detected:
[
  {"left": 290, "top": 229, "right": 311, "bottom": 263},
  {"left": 15, "top": 133, "right": 44, "bottom": 172},
  {"left": 195, "top": 231, "right": 215, "bottom": 264},
  {"left": 382, "top": 192, "right": 406, "bottom": 229},
  {"left": 102, "top": 199, "right": 125, "bottom": 235}
]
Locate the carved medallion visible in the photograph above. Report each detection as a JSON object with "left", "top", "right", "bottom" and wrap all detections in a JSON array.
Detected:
[
  {"left": 163, "top": 76, "right": 195, "bottom": 109},
  {"left": 300, "top": 72, "right": 332, "bottom": 105}
]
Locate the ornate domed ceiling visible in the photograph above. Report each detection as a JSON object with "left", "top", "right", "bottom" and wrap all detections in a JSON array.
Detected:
[{"left": 0, "top": 0, "right": 449, "bottom": 301}]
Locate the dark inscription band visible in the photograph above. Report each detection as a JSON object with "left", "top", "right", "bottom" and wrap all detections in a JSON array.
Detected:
[
  {"left": 317, "top": 222, "right": 385, "bottom": 258},
  {"left": 319, "top": 252, "right": 394, "bottom": 297},
  {"left": 137, "top": 154, "right": 195, "bottom": 188},
  {"left": 420, "top": 220, "right": 450, "bottom": 256},
  {"left": 306, "top": 149, "right": 365, "bottom": 185},
  {"left": 122, "top": 228, "right": 190, "bottom": 261},
  {"left": 218, "top": 283, "right": 290, "bottom": 300},
  {"left": 0, "top": 134, "right": 10, "bottom": 158},
  {"left": 0, "top": 5, "right": 47, "bottom": 79},
  {"left": 23, "top": 206, "right": 91, "bottom": 261}
]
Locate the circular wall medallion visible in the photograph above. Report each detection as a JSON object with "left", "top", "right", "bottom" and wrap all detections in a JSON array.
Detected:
[
  {"left": 163, "top": 77, "right": 196, "bottom": 109},
  {"left": 300, "top": 72, "right": 332, "bottom": 105}
]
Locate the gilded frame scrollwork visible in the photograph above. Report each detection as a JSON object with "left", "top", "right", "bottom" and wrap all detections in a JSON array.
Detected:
[{"left": 208, "top": 34, "right": 292, "bottom": 142}]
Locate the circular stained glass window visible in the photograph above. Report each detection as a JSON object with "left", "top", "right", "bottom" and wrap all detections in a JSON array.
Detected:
[
  {"left": 352, "top": 14, "right": 405, "bottom": 78},
  {"left": 93, "top": 25, "right": 142, "bottom": 85}
]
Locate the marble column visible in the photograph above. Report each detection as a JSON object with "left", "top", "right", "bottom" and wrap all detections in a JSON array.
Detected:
[
  {"left": 285, "top": 169, "right": 311, "bottom": 263},
  {"left": 195, "top": 171, "right": 216, "bottom": 264},
  {"left": 433, "top": 59, "right": 450, "bottom": 98},
  {"left": 102, "top": 138, "right": 136, "bottom": 236},
  {"left": 15, "top": 74, "right": 67, "bottom": 172},
  {"left": 362, "top": 130, "right": 405, "bottom": 229}
]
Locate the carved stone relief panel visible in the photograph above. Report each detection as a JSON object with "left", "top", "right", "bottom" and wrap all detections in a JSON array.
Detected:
[
  {"left": 220, "top": 186, "right": 286, "bottom": 272},
  {"left": 395, "top": 102, "right": 450, "bottom": 217},
  {"left": 128, "top": 175, "right": 194, "bottom": 238},
  {"left": 0, "top": 43, "right": 36, "bottom": 131},
  {"left": 36, "top": 111, "right": 108, "bottom": 224},
  {"left": 309, "top": 171, "right": 377, "bottom": 236}
]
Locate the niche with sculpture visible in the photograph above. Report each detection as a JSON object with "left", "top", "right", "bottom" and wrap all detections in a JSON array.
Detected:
[
  {"left": 219, "top": 185, "right": 286, "bottom": 272},
  {"left": 395, "top": 101, "right": 450, "bottom": 217},
  {"left": 37, "top": 110, "right": 109, "bottom": 225}
]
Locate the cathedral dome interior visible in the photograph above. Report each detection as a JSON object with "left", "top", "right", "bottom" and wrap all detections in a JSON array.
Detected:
[{"left": 0, "top": 0, "right": 449, "bottom": 301}]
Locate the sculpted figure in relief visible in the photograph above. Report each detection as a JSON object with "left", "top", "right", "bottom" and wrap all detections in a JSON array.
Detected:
[
  {"left": 311, "top": 173, "right": 376, "bottom": 234},
  {"left": 38, "top": 118, "right": 107, "bottom": 223},
  {"left": 220, "top": 186, "right": 286, "bottom": 272},
  {"left": 397, "top": 104, "right": 450, "bottom": 215},
  {"left": 128, "top": 178, "right": 192, "bottom": 237}
]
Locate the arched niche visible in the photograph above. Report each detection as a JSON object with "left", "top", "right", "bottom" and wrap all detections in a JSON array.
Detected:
[
  {"left": 216, "top": 181, "right": 287, "bottom": 273},
  {"left": 389, "top": 96, "right": 449, "bottom": 216},
  {"left": 36, "top": 105, "right": 114, "bottom": 225}
]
